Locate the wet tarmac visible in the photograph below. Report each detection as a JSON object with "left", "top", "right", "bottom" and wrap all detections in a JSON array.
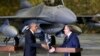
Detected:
[{"left": 0, "top": 34, "right": 100, "bottom": 56}]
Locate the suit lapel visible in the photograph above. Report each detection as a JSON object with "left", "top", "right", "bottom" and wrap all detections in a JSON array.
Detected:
[{"left": 29, "top": 30, "right": 36, "bottom": 41}]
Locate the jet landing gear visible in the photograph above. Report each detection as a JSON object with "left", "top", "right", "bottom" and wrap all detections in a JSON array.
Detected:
[{"left": 3, "top": 36, "right": 19, "bottom": 47}]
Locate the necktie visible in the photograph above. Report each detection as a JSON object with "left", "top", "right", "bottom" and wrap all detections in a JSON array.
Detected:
[
  {"left": 63, "top": 36, "right": 68, "bottom": 43},
  {"left": 62, "top": 36, "right": 68, "bottom": 47}
]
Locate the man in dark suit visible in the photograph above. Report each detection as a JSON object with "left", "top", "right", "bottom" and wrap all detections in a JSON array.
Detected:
[
  {"left": 60, "top": 25, "right": 81, "bottom": 56},
  {"left": 24, "top": 23, "right": 48, "bottom": 56},
  {"left": 49, "top": 25, "right": 81, "bottom": 56}
]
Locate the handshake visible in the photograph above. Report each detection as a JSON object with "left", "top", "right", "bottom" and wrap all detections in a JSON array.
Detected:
[
  {"left": 41, "top": 44, "right": 55, "bottom": 53},
  {"left": 49, "top": 46, "right": 56, "bottom": 53}
]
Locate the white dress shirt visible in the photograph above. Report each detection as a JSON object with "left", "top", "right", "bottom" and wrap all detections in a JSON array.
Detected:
[
  {"left": 67, "top": 32, "right": 72, "bottom": 39},
  {"left": 66, "top": 32, "right": 72, "bottom": 56},
  {"left": 30, "top": 29, "right": 34, "bottom": 34}
]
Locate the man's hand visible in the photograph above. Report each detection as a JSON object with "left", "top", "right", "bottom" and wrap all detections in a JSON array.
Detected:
[
  {"left": 49, "top": 46, "right": 55, "bottom": 53},
  {"left": 41, "top": 44, "right": 49, "bottom": 49}
]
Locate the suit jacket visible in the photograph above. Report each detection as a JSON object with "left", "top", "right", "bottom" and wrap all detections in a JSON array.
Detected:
[
  {"left": 61, "top": 33, "right": 81, "bottom": 56},
  {"left": 24, "top": 30, "right": 41, "bottom": 56}
]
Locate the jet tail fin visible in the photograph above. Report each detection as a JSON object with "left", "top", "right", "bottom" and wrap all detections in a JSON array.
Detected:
[{"left": 20, "top": 0, "right": 32, "bottom": 9}]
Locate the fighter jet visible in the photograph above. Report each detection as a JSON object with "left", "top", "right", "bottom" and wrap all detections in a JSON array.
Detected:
[
  {"left": 0, "top": 19, "right": 19, "bottom": 46},
  {"left": 0, "top": 20, "right": 18, "bottom": 38},
  {"left": 77, "top": 15, "right": 100, "bottom": 28},
  {"left": 2, "top": 0, "right": 100, "bottom": 47},
  {"left": 0, "top": 0, "right": 80, "bottom": 34},
  {"left": 0, "top": 0, "right": 99, "bottom": 34}
]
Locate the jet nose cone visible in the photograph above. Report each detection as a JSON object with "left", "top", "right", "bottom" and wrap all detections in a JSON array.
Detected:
[
  {"left": 38, "top": 5, "right": 77, "bottom": 24},
  {"left": 55, "top": 13, "right": 77, "bottom": 24},
  {"left": 54, "top": 5, "right": 77, "bottom": 24}
]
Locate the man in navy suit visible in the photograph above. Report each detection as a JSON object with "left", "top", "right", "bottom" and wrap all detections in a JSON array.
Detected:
[
  {"left": 24, "top": 23, "right": 48, "bottom": 56},
  {"left": 61, "top": 25, "right": 81, "bottom": 56},
  {"left": 49, "top": 25, "right": 81, "bottom": 56}
]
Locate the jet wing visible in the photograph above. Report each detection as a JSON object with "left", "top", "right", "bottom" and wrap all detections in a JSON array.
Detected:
[
  {"left": 77, "top": 15, "right": 100, "bottom": 27},
  {"left": 0, "top": 16, "right": 51, "bottom": 24}
]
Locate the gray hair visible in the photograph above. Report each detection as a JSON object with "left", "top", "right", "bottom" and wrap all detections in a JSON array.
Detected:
[{"left": 28, "top": 23, "right": 39, "bottom": 28}]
